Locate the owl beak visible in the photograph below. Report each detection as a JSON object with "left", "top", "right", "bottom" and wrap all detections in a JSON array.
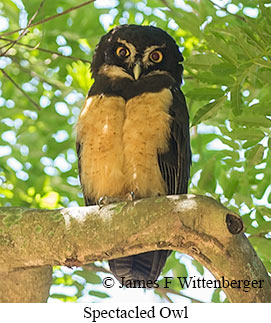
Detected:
[{"left": 133, "top": 62, "right": 141, "bottom": 80}]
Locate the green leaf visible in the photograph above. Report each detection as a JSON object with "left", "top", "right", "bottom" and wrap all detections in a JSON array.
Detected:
[
  {"left": 192, "top": 96, "right": 226, "bottom": 125},
  {"left": 250, "top": 237, "right": 271, "bottom": 261},
  {"left": 186, "top": 53, "right": 221, "bottom": 69},
  {"left": 232, "top": 29, "right": 259, "bottom": 59},
  {"left": 192, "top": 259, "right": 204, "bottom": 275},
  {"left": 66, "top": 61, "right": 92, "bottom": 93},
  {"left": 211, "top": 289, "right": 222, "bottom": 303},
  {"left": 198, "top": 158, "right": 216, "bottom": 192},
  {"left": 258, "top": 70, "right": 271, "bottom": 85},
  {"left": 246, "top": 144, "right": 265, "bottom": 167},
  {"left": 233, "top": 114, "right": 271, "bottom": 128},
  {"left": 217, "top": 135, "right": 239, "bottom": 150},
  {"left": 88, "top": 291, "right": 109, "bottom": 299},
  {"left": 222, "top": 174, "right": 239, "bottom": 200},
  {"left": 211, "top": 63, "right": 237, "bottom": 76},
  {"left": 161, "top": 251, "right": 177, "bottom": 275},
  {"left": 186, "top": 87, "right": 225, "bottom": 101},
  {"left": 173, "top": 262, "right": 188, "bottom": 280},
  {"left": 231, "top": 83, "right": 242, "bottom": 115},
  {"left": 73, "top": 269, "right": 102, "bottom": 284},
  {"left": 206, "top": 35, "right": 238, "bottom": 65},
  {"left": 230, "top": 128, "right": 265, "bottom": 142},
  {"left": 254, "top": 58, "right": 271, "bottom": 69},
  {"left": 50, "top": 293, "right": 67, "bottom": 299}
]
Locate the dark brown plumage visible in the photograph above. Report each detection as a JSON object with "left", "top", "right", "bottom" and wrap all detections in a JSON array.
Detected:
[{"left": 76, "top": 24, "right": 191, "bottom": 286}]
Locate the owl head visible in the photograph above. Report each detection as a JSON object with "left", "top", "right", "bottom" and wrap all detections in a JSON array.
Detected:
[{"left": 91, "top": 25, "right": 184, "bottom": 86}]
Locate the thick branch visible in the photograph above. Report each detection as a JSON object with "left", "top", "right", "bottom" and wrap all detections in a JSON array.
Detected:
[{"left": 0, "top": 194, "right": 270, "bottom": 302}]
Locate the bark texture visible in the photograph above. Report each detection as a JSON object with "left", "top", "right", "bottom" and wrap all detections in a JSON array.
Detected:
[
  {"left": 0, "top": 194, "right": 270, "bottom": 302},
  {"left": 0, "top": 266, "right": 52, "bottom": 302}
]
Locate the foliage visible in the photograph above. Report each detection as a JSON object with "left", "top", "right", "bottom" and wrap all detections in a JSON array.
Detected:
[{"left": 0, "top": 0, "right": 270, "bottom": 303}]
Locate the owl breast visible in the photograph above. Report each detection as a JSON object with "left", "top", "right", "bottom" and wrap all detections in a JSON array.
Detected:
[{"left": 76, "top": 88, "right": 173, "bottom": 201}]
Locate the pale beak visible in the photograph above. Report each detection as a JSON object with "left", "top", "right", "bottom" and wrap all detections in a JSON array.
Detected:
[{"left": 133, "top": 62, "right": 141, "bottom": 80}]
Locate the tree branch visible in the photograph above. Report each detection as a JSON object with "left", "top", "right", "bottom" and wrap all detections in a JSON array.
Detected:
[
  {"left": 9, "top": 55, "right": 68, "bottom": 90},
  {"left": 0, "top": 0, "right": 46, "bottom": 56},
  {"left": 0, "top": 69, "right": 41, "bottom": 111},
  {"left": 0, "top": 194, "right": 270, "bottom": 303},
  {"left": 0, "top": 37, "right": 91, "bottom": 64},
  {"left": 1, "top": 0, "right": 95, "bottom": 37},
  {"left": 209, "top": 0, "right": 246, "bottom": 22}
]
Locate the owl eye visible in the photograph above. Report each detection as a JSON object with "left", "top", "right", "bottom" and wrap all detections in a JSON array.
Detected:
[
  {"left": 149, "top": 50, "right": 163, "bottom": 63},
  {"left": 116, "top": 46, "right": 130, "bottom": 58}
]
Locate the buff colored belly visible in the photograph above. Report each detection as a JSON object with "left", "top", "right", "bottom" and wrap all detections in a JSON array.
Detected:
[{"left": 76, "top": 88, "right": 172, "bottom": 201}]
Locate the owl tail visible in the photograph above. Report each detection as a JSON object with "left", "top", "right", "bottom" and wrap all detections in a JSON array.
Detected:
[{"left": 109, "top": 250, "right": 171, "bottom": 287}]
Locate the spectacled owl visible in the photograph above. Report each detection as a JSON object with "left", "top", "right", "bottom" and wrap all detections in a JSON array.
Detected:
[{"left": 76, "top": 25, "right": 191, "bottom": 286}]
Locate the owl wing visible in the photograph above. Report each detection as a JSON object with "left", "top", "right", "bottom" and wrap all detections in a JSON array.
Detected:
[
  {"left": 76, "top": 140, "right": 95, "bottom": 206},
  {"left": 158, "top": 86, "right": 191, "bottom": 195}
]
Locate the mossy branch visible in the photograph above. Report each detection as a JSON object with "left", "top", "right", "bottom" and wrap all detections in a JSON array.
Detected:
[{"left": 0, "top": 194, "right": 270, "bottom": 302}]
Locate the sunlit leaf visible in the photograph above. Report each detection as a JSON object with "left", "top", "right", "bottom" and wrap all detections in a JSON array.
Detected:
[
  {"left": 246, "top": 144, "right": 265, "bottom": 167},
  {"left": 231, "top": 83, "right": 242, "bottom": 116},
  {"left": 88, "top": 291, "right": 109, "bottom": 299},
  {"left": 73, "top": 269, "right": 102, "bottom": 285},
  {"left": 192, "top": 96, "right": 226, "bottom": 125}
]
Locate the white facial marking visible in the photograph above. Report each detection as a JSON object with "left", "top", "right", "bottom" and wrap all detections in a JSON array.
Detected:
[
  {"left": 98, "top": 64, "right": 133, "bottom": 80},
  {"left": 142, "top": 44, "right": 166, "bottom": 68},
  {"left": 117, "top": 38, "right": 137, "bottom": 66}
]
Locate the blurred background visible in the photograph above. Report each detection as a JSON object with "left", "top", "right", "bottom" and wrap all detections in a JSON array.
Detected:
[{"left": 0, "top": 0, "right": 270, "bottom": 302}]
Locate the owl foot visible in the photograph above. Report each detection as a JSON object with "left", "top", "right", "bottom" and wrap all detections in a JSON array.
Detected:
[
  {"left": 98, "top": 192, "right": 136, "bottom": 208},
  {"left": 126, "top": 191, "right": 136, "bottom": 201},
  {"left": 97, "top": 196, "right": 124, "bottom": 208}
]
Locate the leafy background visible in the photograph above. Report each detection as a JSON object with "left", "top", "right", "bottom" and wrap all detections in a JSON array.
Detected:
[{"left": 0, "top": 0, "right": 270, "bottom": 303}]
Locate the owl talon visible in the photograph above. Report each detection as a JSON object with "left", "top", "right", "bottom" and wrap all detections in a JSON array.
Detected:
[
  {"left": 128, "top": 191, "right": 136, "bottom": 201},
  {"left": 98, "top": 196, "right": 123, "bottom": 208}
]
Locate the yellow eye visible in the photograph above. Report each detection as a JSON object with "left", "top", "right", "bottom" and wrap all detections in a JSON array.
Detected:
[
  {"left": 149, "top": 50, "right": 163, "bottom": 63},
  {"left": 116, "top": 46, "right": 130, "bottom": 58}
]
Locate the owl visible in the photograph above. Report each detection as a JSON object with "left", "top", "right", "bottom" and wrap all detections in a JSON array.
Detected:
[{"left": 76, "top": 25, "right": 191, "bottom": 286}]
